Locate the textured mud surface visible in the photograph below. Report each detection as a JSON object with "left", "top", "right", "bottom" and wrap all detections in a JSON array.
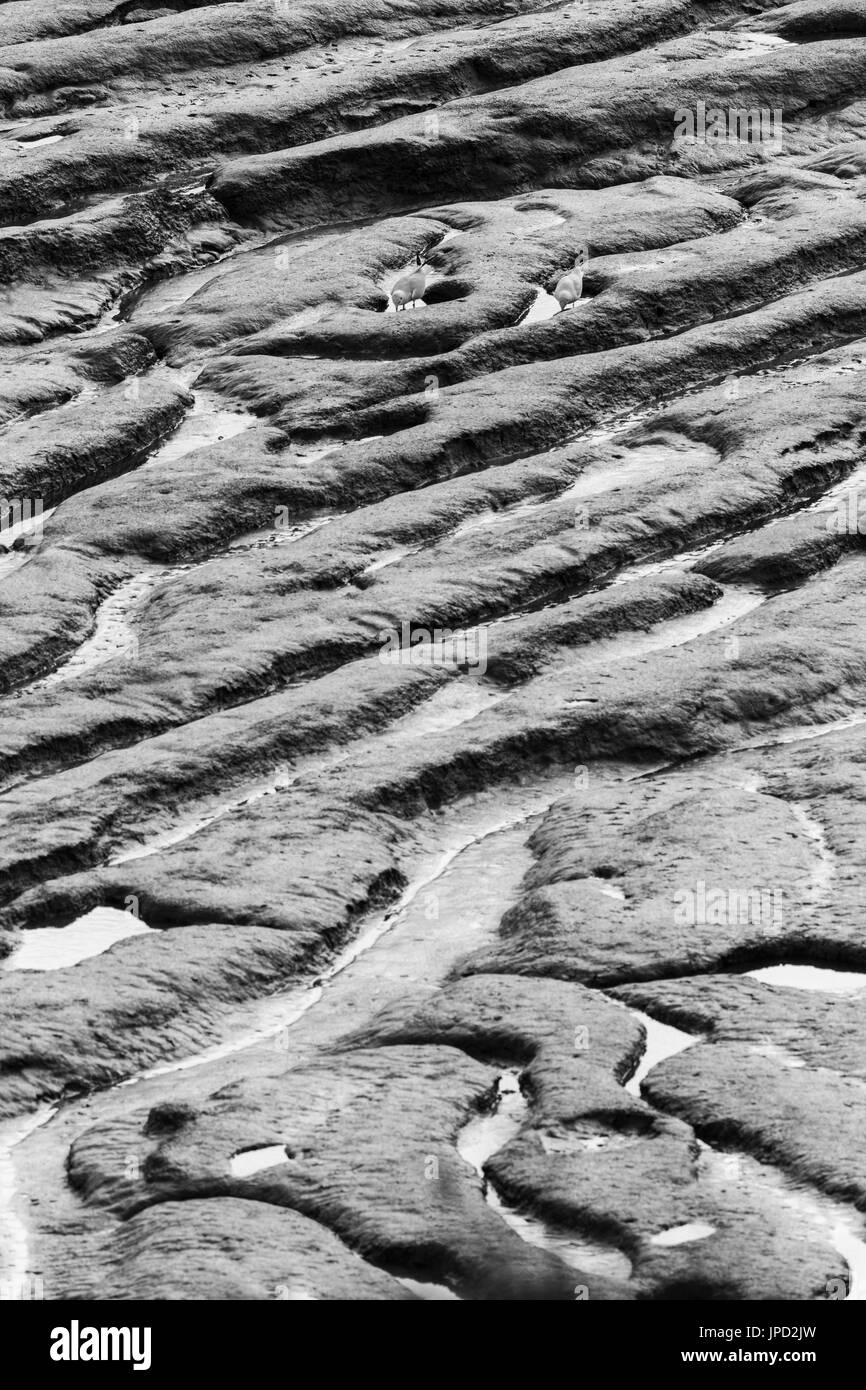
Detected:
[{"left": 2, "top": 0, "right": 866, "bottom": 1302}]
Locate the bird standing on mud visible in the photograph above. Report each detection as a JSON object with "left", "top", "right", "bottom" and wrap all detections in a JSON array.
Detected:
[
  {"left": 553, "top": 257, "right": 584, "bottom": 312},
  {"left": 391, "top": 253, "right": 428, "bottom": 310}
]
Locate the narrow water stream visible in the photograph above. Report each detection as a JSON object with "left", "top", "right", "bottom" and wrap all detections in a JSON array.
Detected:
[
  {"left": 31, "top": 568, "right": 182, "bottom": 688},
  {"left": 788, "top": 802, "right": 835, "bottom": 908},
  {"left": 623, "top": 1009, "right": 700, "bottom": 1098},
  {"left": 456, "top": 1070, "right": 633, "bottom": 1281},
  {"left": 118, "top": 770, "right": 587, "bottom": 1086},
  {"left": 697, "top": 1142, "right": 866, "bottom": 1300},
  {"left": 0, "top": 1107, "right": 56, "bottom": 1298},
  {"left": 383, "top": 580, "right": 764, "bottom": 672},
  {"left": 2, "top": 767, "right": 629, "bottom": 1294},
  {"left": 109, "top": 679, "right": 504, "bottom": 867},
  {"left": 144, "top": 390, "right": 254, "bottom": 467},
  {"left": 738, "top": 708, "right": 866, "bottom": 751},
  {"left": 226, "top": 516, "right": 334, "bottom": 553},
  {"left": 623, "top": 1004, "right": 866, "bottom": 1298}
]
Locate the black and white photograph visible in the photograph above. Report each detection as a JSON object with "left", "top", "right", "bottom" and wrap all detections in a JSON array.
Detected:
[{"left": 0, "top": 0, "right": 865, "bottom": 1359}]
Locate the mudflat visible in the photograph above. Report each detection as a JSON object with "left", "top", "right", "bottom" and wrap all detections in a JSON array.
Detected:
[{"left": 1, "top": 0, "right": 866, "bottom": 1303}]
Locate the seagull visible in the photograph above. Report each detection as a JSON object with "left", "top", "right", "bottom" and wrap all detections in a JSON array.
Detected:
[
  {"left": 553, "top": 258, "right": 584, "bottom": 312},
  {"left": 391, "top": 253, "right": 428, "bottom": 310}
]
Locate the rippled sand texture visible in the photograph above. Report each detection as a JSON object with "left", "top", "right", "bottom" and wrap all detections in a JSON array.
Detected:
[{"left": 3, "top": 0, "right": 866, "bottom": 1302}]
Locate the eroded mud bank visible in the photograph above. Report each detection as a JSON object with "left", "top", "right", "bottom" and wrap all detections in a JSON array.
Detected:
[{"left": 3, "top": 0, "right": 866, "bottom": 1301}]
